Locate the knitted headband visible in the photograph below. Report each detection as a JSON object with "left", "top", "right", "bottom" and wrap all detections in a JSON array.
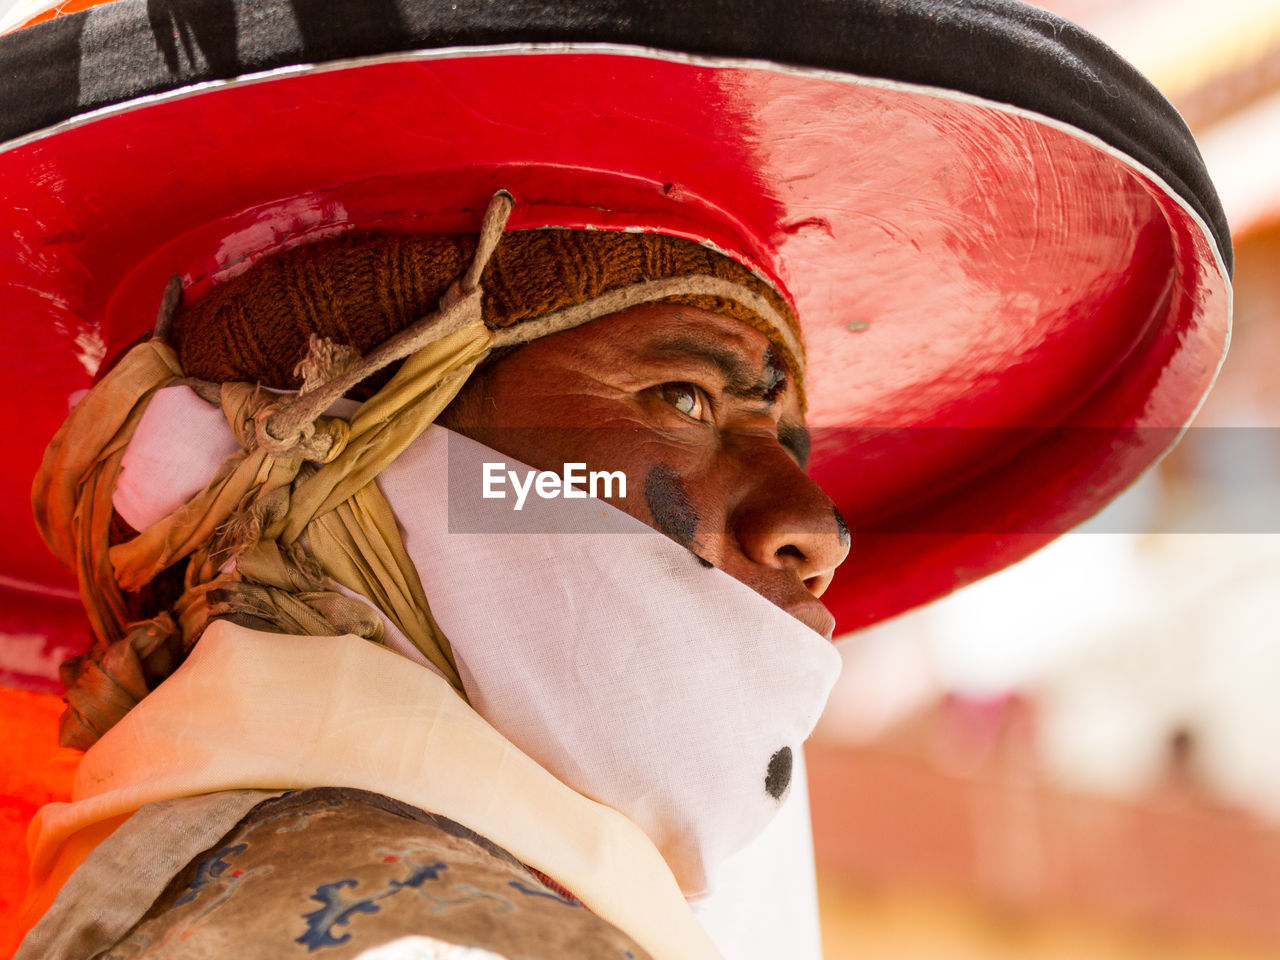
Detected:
[{"left": 173, "top": 224, "right": 805, "bottom": 402}]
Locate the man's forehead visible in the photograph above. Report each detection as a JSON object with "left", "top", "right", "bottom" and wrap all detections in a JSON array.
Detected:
[
  {"left": 646, "top": 331, "right": 789, "bottom": 401},
  {"left": 626, "top": 308, "right": 801, "bottom": 394}
]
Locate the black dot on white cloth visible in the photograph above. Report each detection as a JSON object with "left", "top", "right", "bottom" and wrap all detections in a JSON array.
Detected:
[{"left": 765, "top": 746, "right": 793, "bottom": 800}]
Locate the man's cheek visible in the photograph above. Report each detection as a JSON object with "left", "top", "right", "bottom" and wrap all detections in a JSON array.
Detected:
[{"left": 642, "top": 463, "right": 702, "bottom": 547}]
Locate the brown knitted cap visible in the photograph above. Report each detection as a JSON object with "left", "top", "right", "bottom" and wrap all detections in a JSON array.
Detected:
[{"left": 172, "top": 229, "right": 802, "bottom": 393}]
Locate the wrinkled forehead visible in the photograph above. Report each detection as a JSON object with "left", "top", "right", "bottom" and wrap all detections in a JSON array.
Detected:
[{"left": 621, "top": 305, "right": 800, "bottom": 406}]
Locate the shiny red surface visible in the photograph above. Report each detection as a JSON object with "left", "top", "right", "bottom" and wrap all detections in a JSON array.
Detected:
[{"left": 0, "top": 51, "right": 1230, "bottom": 634}]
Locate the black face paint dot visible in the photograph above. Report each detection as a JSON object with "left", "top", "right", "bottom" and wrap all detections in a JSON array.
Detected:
[
  {"left": 833, "top": 506, "right": 851, "bottom": 548},
  {"left": 760, "top": 345, "right": 788, "bottom": 405},
  {"left": 765, "top": 746, "right": 793, "bottom": 800},
  {"left": 643, "top": 464, "right": 700, "bottom": 547}
]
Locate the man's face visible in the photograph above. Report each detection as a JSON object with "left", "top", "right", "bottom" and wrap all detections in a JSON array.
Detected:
[{"left": 439, "top": 304, "right": 850, "bottom": 640}]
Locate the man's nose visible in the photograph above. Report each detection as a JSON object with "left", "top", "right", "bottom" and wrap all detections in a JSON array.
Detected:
[{"left": 729, "top": 445, "right": 850, "bottom": 597}]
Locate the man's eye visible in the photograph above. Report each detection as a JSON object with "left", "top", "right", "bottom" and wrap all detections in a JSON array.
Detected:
[{"left": 658, "top": 383, "right": 706, "bottom": 420}]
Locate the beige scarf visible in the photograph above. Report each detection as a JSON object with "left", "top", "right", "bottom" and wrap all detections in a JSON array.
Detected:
[{"left": 19, "top": 621, "right": 725, "bottom": 960}]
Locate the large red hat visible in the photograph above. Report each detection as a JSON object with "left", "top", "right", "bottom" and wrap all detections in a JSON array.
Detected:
[{"left": 0, "top": 0, "right": 1231, "bottom": 638}]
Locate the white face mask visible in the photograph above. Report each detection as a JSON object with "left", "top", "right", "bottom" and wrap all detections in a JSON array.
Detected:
[
  {"left": 377, "top": 428, "right": 842, "bottom": 898},
  {"left": 115, "top": 388, "right": 842, "bottom": 899}
]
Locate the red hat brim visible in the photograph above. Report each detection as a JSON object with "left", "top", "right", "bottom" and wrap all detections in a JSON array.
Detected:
[{"left": 0, "top": 0, "right": 1231, "bottom": 635}]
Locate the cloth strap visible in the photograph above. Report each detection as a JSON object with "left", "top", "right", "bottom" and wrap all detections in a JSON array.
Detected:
[{"left": 37, "top": 322, "right": 489, "bottom": 748}]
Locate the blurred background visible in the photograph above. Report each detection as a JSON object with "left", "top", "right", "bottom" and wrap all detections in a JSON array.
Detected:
[
  {"left": 2, "top": 0, "right": 1280, "bottom": 956},
  {"left": 810, "top": 2, "right": 1280, "bottom": 956}
]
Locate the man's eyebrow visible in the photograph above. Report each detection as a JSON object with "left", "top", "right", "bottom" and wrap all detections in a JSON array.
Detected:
[
  {"left": 646, "top": 332, "right": 788, "bottom": 403},
  {"left": 778, "top": 419, "right": 811, "bottom": 468}
]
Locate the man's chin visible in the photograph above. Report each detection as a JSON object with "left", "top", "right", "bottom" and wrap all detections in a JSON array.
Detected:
[
  {"left": 784, "top": 597, "right": 836, "bottom": 642},
  {"left": 705, "top": 560, "right": 838, "bottom": 641}
]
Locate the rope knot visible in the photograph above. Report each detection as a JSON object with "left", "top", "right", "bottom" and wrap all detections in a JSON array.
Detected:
[
  {"left": 294, "top": 334, "right": 361, "bottom": 396},
  {"left": 253, "top": 403, "right": 350, "bottom": 462}
]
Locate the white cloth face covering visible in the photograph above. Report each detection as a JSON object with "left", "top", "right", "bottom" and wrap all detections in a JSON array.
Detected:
[{"left": 114, "top": 387, "right": 843, "bottom": 902}]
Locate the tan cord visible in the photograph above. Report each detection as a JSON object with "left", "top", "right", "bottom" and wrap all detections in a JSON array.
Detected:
[
  {"left": 258, "top": 191, "right": 515, "bottom": 457},
  {"left": 152, "top": 274, "right": 184, "bottom": 341},
  {"left": 461, "top": 189, "right": 515, "bottom": 293}
]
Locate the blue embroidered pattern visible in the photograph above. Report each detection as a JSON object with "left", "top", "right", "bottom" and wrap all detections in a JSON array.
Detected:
[
  {"left": 173, "top": 844, "right": 248, "bottom": 907},
  {"left": 507, "top": 880, "right": 580, "bottom": 907},
  {"left": 296, "top": 861, "right": 449, "bottom": 950}
]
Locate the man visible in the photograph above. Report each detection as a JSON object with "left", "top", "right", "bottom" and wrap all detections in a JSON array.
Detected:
[
  {"left": 16, "top": 198, "right": 850, "bottom": 960},
  {"left": 1, "top": 0, "right": 1231, "bottom": 958}
]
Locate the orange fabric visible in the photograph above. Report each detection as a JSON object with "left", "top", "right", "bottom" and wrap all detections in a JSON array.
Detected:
[
  {"left": 21, "top": 0, "right": 118, "bottom": 29},
  {"left": 0, "top": 689, "right": 79, "bottom": 957},
  {"left": 15, "top": 815, "right": 130, "bottom": 945}
]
